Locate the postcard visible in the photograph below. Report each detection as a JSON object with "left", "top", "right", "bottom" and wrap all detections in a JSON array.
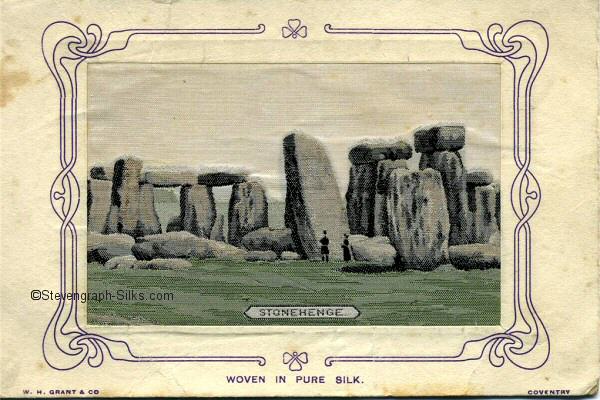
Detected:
[{"left": 1, "top": 0, "right": 598, "bottom": 396}]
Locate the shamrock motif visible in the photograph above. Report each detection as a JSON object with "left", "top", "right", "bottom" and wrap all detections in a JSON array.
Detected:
[
  {"left": 282, "top": 19, "right": 307, "bottom": 39},
  {"left": 282, "top": 351, "right": 309, "bottom": 371}
]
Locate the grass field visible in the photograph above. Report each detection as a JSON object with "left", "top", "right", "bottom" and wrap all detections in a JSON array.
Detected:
[{"left": 87, "top": 260, "right": 500, "bottom": 326}]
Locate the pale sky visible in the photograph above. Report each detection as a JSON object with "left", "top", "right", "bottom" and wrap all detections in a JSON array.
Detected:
[{"left": 88, "top": 63, "right": 500, "bottom": 201}]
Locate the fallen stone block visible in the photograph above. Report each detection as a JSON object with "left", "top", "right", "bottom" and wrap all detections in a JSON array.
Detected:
[
  {"left": 348, "top": 235, "right": 396, "bottom": 267},
  {"left": 449, "top": 243, "right": 500, "bottom": 269},
  {"left": 104, "top": 255, "right": 137, "bottom": 270},
  {"left": 241, "top": 227, "right": 295, "bottom": 256},
  {"left": 88, "top": 233, "right": 135, "bottom": 264}
]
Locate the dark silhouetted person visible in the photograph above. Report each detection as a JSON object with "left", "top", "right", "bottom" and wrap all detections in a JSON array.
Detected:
[
  {"left": 319, "top": 230, "right": 330, "bottom": 262},
  {"left": 342, "top": 234, "right": 352, "bottom": 262}
]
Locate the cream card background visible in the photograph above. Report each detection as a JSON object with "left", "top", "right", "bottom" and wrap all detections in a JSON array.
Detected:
[{"left": 1, "top": 0, "right": 598, "bottom": 396}]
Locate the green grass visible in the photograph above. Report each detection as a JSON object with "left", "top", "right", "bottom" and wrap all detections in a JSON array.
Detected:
[{"left": 87, "top": 260, "right": 500, "bottom": 326}]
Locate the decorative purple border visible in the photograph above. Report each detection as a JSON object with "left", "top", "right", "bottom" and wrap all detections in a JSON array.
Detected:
[
  {"left": 42, "top": 18, "right": 549, "bottom": 371},
  {"left": 322, "top": 20, "right": 550, "bottom": 370},
  {"left": 41, "top": 21, "right": 267, "bottom": 370}
]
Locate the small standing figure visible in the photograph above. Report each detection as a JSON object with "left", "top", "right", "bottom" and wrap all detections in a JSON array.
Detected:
[
  {"left": 319, "top": 230, "right": 330, "bottom": 262},
  {"left": 342, "top": 234, "right": 352, "bottom": 262}
]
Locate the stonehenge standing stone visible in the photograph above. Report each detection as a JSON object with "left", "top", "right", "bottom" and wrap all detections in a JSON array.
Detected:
[
  {"left": 88, "top": 179, "right": 112, "bottom": 233},
  {"left": 474, "top": 185, "right": 499, "bottom": 243},
  {"left": 210, "top": 214, "right": 226, "bottom": 242},
  {"left": 466, "top": 170, "right": 495, "bottom": 242},
  {"left": 346, "top": 141, "right": 412, "bottom": 237},
  {"left": 283, "top": 130, "right": 349, "bottom": 260},
  {"left": 416, "top": 125, "right": 469, "bottom": 245},
  {"left": 180, "top": 184, "right": 216, "bottom": 238},
  {"left": 493, "top": 182, "right": 501, "bottom": 230},
  {"left": 137, "top": 183, "right": 162, "bottom": 236},
  {"left": 228, "top": 181, "right": 268, "bottom": 247},
  {"left": 105, "top": 157, "right": 143, "bottom": 237},
  {"left": 166, "top": 215, "right": 182, "bottom": 232},
  {"left": 466, "top": 170, "right": 494, "bottom": 208},
  {"left": 89, "top": 165, "right": 113, "bottom": 181},
  {"left": 346, "top": 163, "right": 377, "bottom": 236},
  {"left": 373, "top": 159, "right": 408, "bottom": 236},
  {"left": 386, "top": 168, "right": 450, "bottom": 270}
]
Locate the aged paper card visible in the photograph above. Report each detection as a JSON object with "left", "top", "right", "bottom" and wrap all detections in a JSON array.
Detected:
[{"left": 1, "top": 0, "right": 598, "bottom": 396}]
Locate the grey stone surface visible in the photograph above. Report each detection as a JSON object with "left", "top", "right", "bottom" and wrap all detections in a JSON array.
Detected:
[
  {"left": 197, "top": 172, "right": 247, "bottom": 186},
  {"left": 210, "top": 214, "right": 226, "bottom": 242},
  {"left": 132, "top": 231, "right": 249, "bottom": 261},
  {"left": 419, "top": 151, "right": 469, "bottom": 245},
  {"left": 386, "top": 168, "right": 450, "bottom": 270},
  {"left": 280, "top": 251, "right": 302, "bottom": 261},
  {"left": 105, "top": 157, "right": 143, "bottom": 237},
  {"left": 348, "top": 235, "right": 396, "bottom": 266},
  {"left": 244, "top": 250, "right": 278, "bottom": 262},
  {"left": 466, "top": 173, "right": 498, "bottom": 242},
  {"left": 89, "top": 166, "right": 113, "bottom": 181},
  {"left": 448, "top": 243, "right": 500, "bottom": 269},
  {"left": 130, "top": 242, "right": 155, "bottom": 260},
  {"left": 88, "top": 233, "right": 135, "bottom": 264},
  {"left": 466, "top": 169, "right": 494, "bottom": 186},
  {"left": 414, "top": 125, "right": 465, "bottom": 153},
  {"left": 166, "top": 215, "right": 182, "bottom": 232},
  {"left": 494, "top": 182, "right": 501, "bottom": 231},
  {"left": 88, "top": 179, "right": 112, "bottom": 233},
  {"left": 240, "top": 227, "right": 295, "bottom": 256},
  {"left": 283, "top": 131, "right": 349, "bottom": 260},
  {"left": 133, "top": 231, "right": 209, "bottom": 260},
  {"left": 180, "top": 184, "right": 216, "bottom": 238},
  {"left": 228, "top": 181, "right": 269, "bottom": 246},
  {"left": 206, "top": 240, "right": 248, "bottom": 260},
  {"left": 137, "top": 183, "right": 162, "bottom": 236},
  {"left": 373, "top": 160, "right": 409, "bottom": 236},
  {"left": 104, "top": 255, "right": 137, "bottom": 270},
  {"left": 348, "top": 140, "right": 412, "bottom": 164},
  {"left": 346, "top": 163, "right": 377, "bottom": 236},
  {"left": 474, "top": 185, "right": 499, "bottom": 243},
  {"left": 141, "top": 169, "right": 198, "bottom": 187}
]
